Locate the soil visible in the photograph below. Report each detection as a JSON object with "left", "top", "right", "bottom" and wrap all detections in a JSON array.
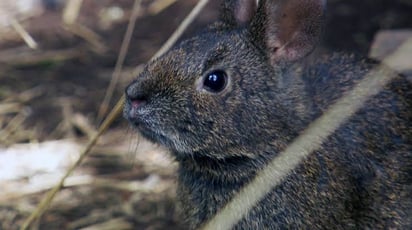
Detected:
[{"left": 0, "top": 0, "right": 411, "bottom": 229}]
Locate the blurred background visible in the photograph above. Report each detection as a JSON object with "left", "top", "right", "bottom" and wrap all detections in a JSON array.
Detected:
[{"left": 0, "top": 0, "right": 411, "bottom": 229}]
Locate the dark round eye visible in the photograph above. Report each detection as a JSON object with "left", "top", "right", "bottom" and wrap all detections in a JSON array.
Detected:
[{"left": 203, "top": 70, "right": 228, "bottom": 93}]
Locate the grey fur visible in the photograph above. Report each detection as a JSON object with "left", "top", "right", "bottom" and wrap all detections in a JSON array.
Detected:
[{"left": 124, "top": 0, "right": 412, "bottom": 229}]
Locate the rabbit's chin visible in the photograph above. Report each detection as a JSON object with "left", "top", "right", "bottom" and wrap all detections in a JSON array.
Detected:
[{"left": 134, "top": 123, "right": 194, "bottom": 156}]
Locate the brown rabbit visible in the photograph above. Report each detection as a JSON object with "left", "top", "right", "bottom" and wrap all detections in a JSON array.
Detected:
[{"left": 124, "top": 0, "right": 412, "bottom": 229}]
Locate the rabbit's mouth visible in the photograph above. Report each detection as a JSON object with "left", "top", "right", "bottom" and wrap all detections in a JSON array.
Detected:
[
  {"left": 127, "top": 111, "right": 192, "bottom": 155},
  {"left": 124, "top": 96, "right": 192, "bottom": 154},
  {"left": 125, "top": 108, "right": 164, "bottom": 144},
  {"left": 135, "top": 123, "right": 170, "bottom": 146},
  {"left": 138, "top": 124, "right": 194, "bottom": 155}
]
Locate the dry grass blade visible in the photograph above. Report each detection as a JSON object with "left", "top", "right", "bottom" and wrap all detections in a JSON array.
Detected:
[
  {"left": 97, "top": 0, "right": 142, "bottom": 122},
  {"left": 152, "top": 0, "right": 210, "bottom": 60},
  {"left": 0, "top": 110, "right": 30, "bottom": 145},
  {"left": 77, "top": 217, "right": 132, "bottom": 230},
  {"left": 20, "top": 96, "right": 125, "bottom": 230},
  {"left": 64, "top": 24, "right": 106, "bottom": 54},
  {"left": 62, "top": 0, "right": 84, "bottom": 25},
  {"left": 148, "top": 0, "right": 178, "bottom": 15},
  {"left": 11, "top": 86, "right": 44, "bottom": 103},
  {"left": 201, "top": 37, "right": 412, "bottom": 230},
  {"left": 0, "top": 102, "right": 21, "bottom": 115},
  {"left": 0, "top": 47, "right": 82, "bottom": 67},
  {"left": 62, "top": 0, "right": 105, "bottom": 53},
  {"left": 98, "top": 0, "right": 210, "bottom": 122},
  {"left": 19, "top": 0, "right": 209, "bottom": 228},
  {"left": 10, "top": 18, "right": 38, "bottom": 49},
  {"left": 71, "top": 113, "right": 98, "bottom": 139}
]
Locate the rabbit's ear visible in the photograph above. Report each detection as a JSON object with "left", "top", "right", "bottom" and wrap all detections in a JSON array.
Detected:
[
  {"left": 250, "top": 0, "right": 326, "bottom": 64},
  {"left": 220, "top": 0, "right": 258, "bottom": 27}
]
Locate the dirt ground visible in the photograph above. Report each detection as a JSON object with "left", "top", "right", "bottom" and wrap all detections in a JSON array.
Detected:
[{"left": 0, "top": 0, "right": 411, "bottom": 229}]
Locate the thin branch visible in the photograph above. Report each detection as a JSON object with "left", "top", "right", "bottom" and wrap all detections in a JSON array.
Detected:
[
  {"left": 10, "top": 19, "right": 38, "bottom": 49},
  {"left": 20, "top": 96, "right": 125, "bottom": 230},
  {"left": 148, "top": 0, "right": 178, "bottom": 15},
  {"left": 62, "top": 0, "right": 84, "bottom": 25},
  {"left": 62, "top": 0, "right": 106, "bottom": 52},
  {"left": 64, "top": 24, "right": 107, "bottom": 53},
  {"left": 152, "top": 0, "right": 210, "bottom": 60},
  {"left": 19, "top": 0, "right": 209, "bottom": 228},
  {"left": 97, "top": 0, "right": 210, "bottom": 122},
  {"left": 97, "top": 0, "right": 142, "bottom": 122}
]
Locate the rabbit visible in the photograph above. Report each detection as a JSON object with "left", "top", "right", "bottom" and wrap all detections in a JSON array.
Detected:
[{"left": 124, "top": 0, "right": 412, "bottom": 229}]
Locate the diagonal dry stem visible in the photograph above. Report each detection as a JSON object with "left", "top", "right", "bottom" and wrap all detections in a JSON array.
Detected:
[
  {"left": 62, "top": 0, "right": 83, "bottom": 25},
  {"left": 19, "top": 0, "right": 209, "bottom": 229},
  {"left": 201, "top": 37, "right": 412, "bottom": 230},
  {"left": 98, "top": 0, "right": 210, "bottom": 121},
  {"left": 151, "top": 0, "right": 210, "bottom": 60},
  {"left": 10, "top": 18, "right": 38, "bottom": 49},
  {"left": 19, "top": 95, "right": 124, "bottom": 230},
  {"left": 97, "top": 0, "right": 142, "bottom": 122},
  {"left": 148, "top": 0, "right": 178, "bottom": 15}
]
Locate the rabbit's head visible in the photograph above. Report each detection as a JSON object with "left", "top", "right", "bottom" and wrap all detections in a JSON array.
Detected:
[{"left": 124, "top": 0, "right": 325, "bottom": 159}]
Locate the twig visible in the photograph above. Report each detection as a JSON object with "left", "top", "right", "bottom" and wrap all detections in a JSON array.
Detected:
[
  {"left": 20, "top": 0, "right": 209, "bottom": 227},
  {"left": 62, "top": 0, "right": 106, "bottom": 52},
  {"left": 13, "top": 86, "right": 44, "bottom": 103},
  {"left": 10, "top": 18, "right": 38, "bottom": 49},
  {"left": 97, "top": 0, "right": 142, "bottom": 122},
  {"left": 59, "top": 98, "right": 76, "bottom": 138},
  {"left": 148, "top": 0, "right": 178, "bottom": 15},
  {"left": 71, "top": 113, "right": 98, "bottom": 139},
  {"left": 20, "top": 96, "right": 124, "bottom": 230},
  {"left": 0, "top": 109, "right": 30, "bottom": 144},
  {"left": 77, "top": 217, "right": 132, "bottom": 230},
  {"left": 62, "top": 0, "right": 84, "bottom": 25},
  {"left": 0, "top": 175, "right": 93, "bottom": 203},
  {"left": 0, "top": 47, "right": 82, "bottom": 67},
  {"left": 64, "top": 24, "right": 107, "bottom": 53},
  {"left": 0, "top": 103, "right": 21, "bottom": 115},
  {"left": 68, "top": 212, "right": 125, "bottom": 230},
  {"left": 152, "top": 0, "right": 210, "bottom": 60},
  {"left": 98, "top": 0, "right": 210, "bottom": 121}
]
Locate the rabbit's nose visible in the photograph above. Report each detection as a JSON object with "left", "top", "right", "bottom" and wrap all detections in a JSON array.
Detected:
[{"left": 125, "top": 84, "right": 147, "bottom": 109}]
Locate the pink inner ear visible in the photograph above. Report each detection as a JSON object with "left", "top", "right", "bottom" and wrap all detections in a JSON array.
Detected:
[
  {"left": 235, "top": 0, "right": 258, "bottom": 25},
  {"left": 265, "top": 0, "right": 325, "bottom": 63}
]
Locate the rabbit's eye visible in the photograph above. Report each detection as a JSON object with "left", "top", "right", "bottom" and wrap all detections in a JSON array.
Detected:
[{"left": 203, "top": 70, "right": 227, "bottom": 93}]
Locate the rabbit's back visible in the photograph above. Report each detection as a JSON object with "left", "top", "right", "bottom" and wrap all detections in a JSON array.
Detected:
[{"left": 124, "top": 0, "right": 412, "bottom": 228}]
